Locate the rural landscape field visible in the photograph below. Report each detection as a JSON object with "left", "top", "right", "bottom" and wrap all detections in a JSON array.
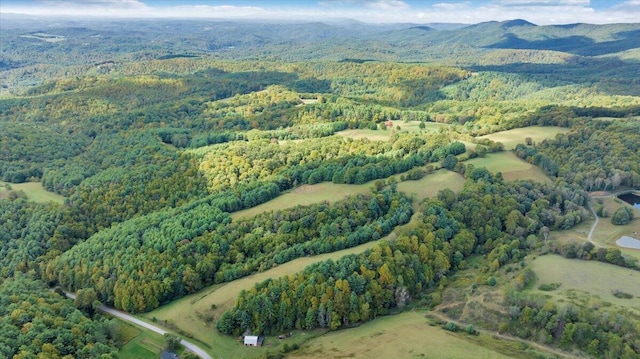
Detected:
[{"left": 1, "top": 1, "right": 640, "bottom": 358}]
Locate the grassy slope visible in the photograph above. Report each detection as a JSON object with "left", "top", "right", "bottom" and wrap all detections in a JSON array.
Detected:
[
  {"left": 232, "top": 182, "right": 372, "bottom": 220},
  {"left": 291, "top": 311, "right": 512, "bottom": 359},
  {"left": 337, "top": 121, "right": 450, "bottom": 141},
  {"left": 478, "top": 126, "right": 570, "bottom": 150},
  {"left": 0, "top": 181, "right": 65, "bottom": 204},
  {"left": 465, "top": 152, "right": 551, "bottom": 183},
  {"left": 397, "top": 169, "right": 466, "bottom": 203},
  {"left": 553, "top": 196, "right": 640, "bottom": 261},
  {"left": 530, "top": 254, "right": 640, "bottom": 314},
  {"left": 117, "top": 320, "right": 167, "bottom": 359}
]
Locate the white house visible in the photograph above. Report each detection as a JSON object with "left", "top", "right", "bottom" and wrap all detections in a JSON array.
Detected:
[{"left": 244, "top": 335, "right": 263, "bottom": 346}]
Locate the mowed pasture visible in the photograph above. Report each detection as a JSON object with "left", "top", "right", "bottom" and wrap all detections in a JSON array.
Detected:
[
  {"left": 531, "top": 255, "right": 640, "bottom": 312},
  {"left": 337, "top": 121, "right": 450, "bottom": 141},
  {"left": 591, "top": 196, "right": 640, "bottom": 244},
  {"left": 231, "top": 182, "right": 372, "bottom": 220},
  {"left": 554, "top": 196, "right": 640, "bottom": 261},
  {"left": 478, "top": 126, "right": 569, "bottom": 150},
  {"left": 291, "top": 311, "right": 512, "bottom": 359},
  {"left": 0, "top": 181, "right": 65, "bottom": 203},
  {"left": 142, "top": 238, "right": 386, "bottom": 358},
  {"left": 465, "top": 152, "right": 551, "bottom": 183},
  {"left": 118, "top": 322, "right": 166, "bottom": 359},
  {"left": 397, "top": 169, "right": 465, "bottom": 203}
]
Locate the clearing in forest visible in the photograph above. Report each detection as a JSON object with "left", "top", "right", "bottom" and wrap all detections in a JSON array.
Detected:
[
  {"left": 478, "top": 126, "right": 569, "bottom": 150},
  {"left": 397, "top": 169, "right": 465, "bottom": 202},
  {"left": 118, "top": 322, "right": 167, "bottom": 359},
  {"left": 0, "top": 181, "right": 65, "bottom": 204},
  {"left": 554, "top": 196, "right": 640, "bottom": 261},
  {"left": 231, "top": 182, "right": 372, "bottom": 220},
  {"left": 530, "top": 255, "right": 640, "bottom": 312},
  {"left": 291, "top": 311, "right": 511, "bottom": 359},
  {"left": 337, "top": 121, "right": 450, "bottom": 141},
  {"left": 465, "top": 152, "right": 551, "bottom": 183}
]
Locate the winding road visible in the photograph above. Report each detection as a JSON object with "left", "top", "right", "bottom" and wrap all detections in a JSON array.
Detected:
[{"left": 64, "top": 292, "right": 212, "bottom": 359}]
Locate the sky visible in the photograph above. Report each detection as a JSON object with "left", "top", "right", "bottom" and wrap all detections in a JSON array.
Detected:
[{"left": 1, "top": 0, "right": 640, "bottom": 25}]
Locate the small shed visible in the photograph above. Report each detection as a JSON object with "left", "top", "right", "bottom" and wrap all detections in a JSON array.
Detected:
[{"left": 244, "top": 335, "right": 263, "bottom": 346}]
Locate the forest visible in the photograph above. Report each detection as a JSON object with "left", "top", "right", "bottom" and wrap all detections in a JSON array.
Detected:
[{"left": 1, "top": 16, "right": 639, "bottom": 359}]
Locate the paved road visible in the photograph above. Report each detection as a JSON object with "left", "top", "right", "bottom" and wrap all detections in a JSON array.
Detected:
[{"left": 64, "top": 292, "right": 212, "bottom": 359}]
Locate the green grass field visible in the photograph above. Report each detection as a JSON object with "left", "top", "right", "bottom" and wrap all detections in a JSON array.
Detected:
[
  {"left": 465, "top": 152, "right": 551, "bottom": 183},
  {"left": 0, "top": 181, "right": 65, "bottom": 203},
  {"left": 478, "top": 126, "right": 569, "bottom": 150},
  {"left": 591, "top": 197, "right": 640, "bottom": 245},
  {"left": 337, "top": 121, "right": 450, "bottom": 141},
  {"left": 118, "top": 322, "right": 166, "bottom": 359},
  {"left": 291, "top": 311, "right": 511, "bottom": 359},
  {"left": 232, "top": 182, "right": 373, "bottom": 220},
  {"left": 397, "top": 169, "right": 466, "bottom": 203},
  {"left": 531, "top": 255, "right": 640, "bottom": 313},
  {"left": 553, "top": 196, "right": 640, "bottom": 261},
  {"left": 143, "top": 238, "right": 387, "bottom": 358}
]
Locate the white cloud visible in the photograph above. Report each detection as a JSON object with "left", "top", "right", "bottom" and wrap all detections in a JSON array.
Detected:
[
  {"left": 492, "top": 0, "right": 590, "bottom": 5},
  {"left": 613, "top": 0, "right": 640, "bottom": 7},
  {"left": 1, "top": 0, "right": 639, "bottom": 24},
  {"left": 366, "top": 0, "right": 410, "bottom": 10},
  {"left": 432, "top": 2, "right": 472, "bottom": 10}
]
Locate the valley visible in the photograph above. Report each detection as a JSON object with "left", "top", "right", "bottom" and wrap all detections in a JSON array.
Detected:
[{"left": 1, "top": 4, "right": 639, "bottom": 359}]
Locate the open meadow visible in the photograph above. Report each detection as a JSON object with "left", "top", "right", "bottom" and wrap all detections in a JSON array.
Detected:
[
  {"left": 478, "top": 126, "right": 570, "bottom": 150},
  {"left": 231, "top": 182, "right": 372, "bottom": 220},
  {"left": 530, "top": 255, "right": 640, "bottom": 313},
  {"left": 591, "top": 196, "right": 640, "bottom": 245},
  {"left": 290, "top": 311, "right": 512, "bottom": 359},
  {"left": 465, "top": 152, "right": 551, "bottom": 183},
  {"left": 118, "top": 322, "right": 167, "bottom": 359},
  {"left": 553, "top": 195, "right": 640, "bottom": 260},
  {"left": 337, "top": 121, "right": 450, "bottom": 141},
  {"left": 0, "top": 181, "right": 65, "bottom": 204},
  {"left": 397, "top": 169, "right": 465, "bottom": 203}
]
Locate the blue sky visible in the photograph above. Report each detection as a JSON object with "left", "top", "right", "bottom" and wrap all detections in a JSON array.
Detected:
[{"left": 2, "top": 1, "right": 639, "bottom": 24}]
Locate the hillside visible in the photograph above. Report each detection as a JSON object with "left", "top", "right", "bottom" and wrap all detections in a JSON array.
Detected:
[{"left": 1, "top": 15, "right": 639, "bottom": 359}]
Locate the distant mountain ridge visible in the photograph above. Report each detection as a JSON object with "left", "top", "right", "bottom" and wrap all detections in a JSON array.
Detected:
[{"left": 0, "top": 17, "right": 638, "bottom": 81}]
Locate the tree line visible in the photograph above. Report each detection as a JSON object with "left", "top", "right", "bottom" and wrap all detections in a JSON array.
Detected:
[{"left": 217, "top": 169, "right": 588, "bottom": 336}]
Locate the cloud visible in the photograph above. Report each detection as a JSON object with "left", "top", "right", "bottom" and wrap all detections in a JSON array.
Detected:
[
  {"left": 432, "top": 2, "right": 472, "bottom": 10},
  {"left": 6, "top": 0, "right": 150, "bottom": 16},
  {"left": 492, "top": 0, "right": 590, "bottom": 5},
  {"left": 366, "top": 0, "right": 410, "bottom": 10},
  {"left": 613, "top": 0, "right": 640, "bottom": 7},
  {"left": 2, "top": 0, "right": 639, "bottom": 24}
]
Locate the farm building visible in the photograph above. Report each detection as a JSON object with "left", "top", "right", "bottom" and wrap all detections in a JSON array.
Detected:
[{"left": 244, "top": 335, "right": 263, "bottom": 346}]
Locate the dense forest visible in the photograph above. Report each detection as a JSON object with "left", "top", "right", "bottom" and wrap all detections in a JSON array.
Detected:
[
  {"left": 217, "top": 172, "right": 588, "bottom": 335},
  {"left": 0, "top": 275, "right": 119, "bottom": 359},
  {"left": 1, "top": 16, "right": 639, "bottom": 359},
  {"left": 45, "top": 189, "right": 412, "bottom": 313},
  {"left": 515, "top": 119, "right": 640, "bottom": 190}
]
